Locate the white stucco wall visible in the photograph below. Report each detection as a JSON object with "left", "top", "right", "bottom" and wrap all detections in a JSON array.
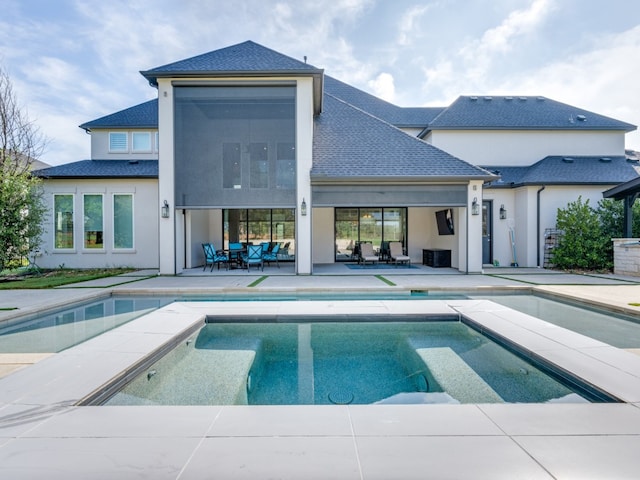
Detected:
[
  {"left": 296, "top": 77, "right": 314, "bottom": 274},
  {"left": 89, "top": 129, "right": 159, "bottom": 160},
  {"left": 39, "top": 178, "right": 159, "bottom": 269},
  {"left": 428, "top": 130, "right": 625, "bottom": 166}
]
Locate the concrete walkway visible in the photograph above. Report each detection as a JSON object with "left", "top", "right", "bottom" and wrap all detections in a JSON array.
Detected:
[{"left": 1, "top": 269, "right": 640, "bottom": 478}]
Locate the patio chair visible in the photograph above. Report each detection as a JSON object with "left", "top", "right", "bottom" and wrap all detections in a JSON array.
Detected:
[
  {"left": 242, "top": 244, "right": 264, "bottom": 272},
  {"left": 389, "top": 242, "right": 411, "bottom": 266},
  {"left": 263, "top": 243, "right": 280, "bottom": 268},
  {"left": 202, "top": 243, "right": 228, "bottom": 271},
  {"left": 359, "top": 242, "right": 379, "bottom": 265}
]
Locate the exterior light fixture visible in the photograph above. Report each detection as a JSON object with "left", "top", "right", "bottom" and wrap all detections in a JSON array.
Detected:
[
  {"left": 301, "top": 198, "right": 307, "bottom": 216},
  {"left": 161, "top": 200, "right": 170, "bottom": 218},
  {"left": 471, "top": 197, "right": 480, "bottom": 216},
  {"left": 499, "top": 204, "right": 507, "bottom": 220}
]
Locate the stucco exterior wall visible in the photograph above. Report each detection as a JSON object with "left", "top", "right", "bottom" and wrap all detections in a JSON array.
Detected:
[
  {"left": 484, "top": 185, "right": 616, "bottom": 268},
  {"left": 90, "top": 129, "right": 159, "bottom": 160},
  {"left": 428, "top": 130, "right": 625, "bottom": 166},
  {"left": 39, "top": 178, "right": 159, "bottom": 269}
]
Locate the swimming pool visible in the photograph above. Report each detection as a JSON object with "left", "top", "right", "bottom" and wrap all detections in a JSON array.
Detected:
[
  {"left": 104, "top": 317, "right": 596, "bottom": 406},
  {"left": 469, "top": 293, "right": 640, "bottom": 349},
  {"left": 0, "top": 296, "right": 174, "bottom": 353}
]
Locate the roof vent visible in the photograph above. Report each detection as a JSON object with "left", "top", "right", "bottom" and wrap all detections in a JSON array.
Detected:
[
  {"left": 505, "top": 96, "right": 513, "bottom": 101},
  {"left": 519, "top": 97, "right": 527, "bottom": 101},
  {"left": 484, "top": 96, "right": 493, "bottom": 101},
  {"left": 599, "top": 157, "right": 612, "bottom": 163},
  {"left": 576, "top": 114, "right": 587, "bottom": 122},
  {"left": 562, "top": 157, "right": 574, "bottom": 163},
  {"left": 129, "top": 160, "right": 139, "bottom": 165},
  {"left": 470, "top": 96, "right": 478, "bottom": 101},
  {"left": 627, "top": 157, "right": 639, "bottom": 163},
  {"left": 537, "top": 97, "right": 545, "bottom": 101}
]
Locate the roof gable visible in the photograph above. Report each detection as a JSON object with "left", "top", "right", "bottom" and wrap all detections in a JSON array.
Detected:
[
  {"left": 80, "top": 100, "right": 157, "bottom": 131},
  {"left": 141, "top": 40, "right": 322, "bottom": 82},
  {"left": 428, "top": 95, "right": 636, "bottom": 132}
]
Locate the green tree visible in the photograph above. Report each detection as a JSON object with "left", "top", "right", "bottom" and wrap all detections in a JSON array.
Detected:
[
  {"left": 553, "top": 196, "right": 611, "bottom": 271},
  {"left": 0, "top": 65, "right": 47, "bottom": 270}
]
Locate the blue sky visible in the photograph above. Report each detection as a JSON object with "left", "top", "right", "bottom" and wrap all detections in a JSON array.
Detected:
[{"left": 2, "top": 0, "right": 640, "bottom": 166}]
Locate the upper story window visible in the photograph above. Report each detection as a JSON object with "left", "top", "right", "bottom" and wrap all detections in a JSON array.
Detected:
[
  {"left": 109, "top": 132, "right": 128, "bottom": 152},
  {"left": 132, "top": 132, "right": 151, "bottom": 152}
]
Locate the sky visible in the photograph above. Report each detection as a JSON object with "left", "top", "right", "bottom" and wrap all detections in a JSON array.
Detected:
[{"left": 2, "top": 0, "right": 640, "bottom": 166}]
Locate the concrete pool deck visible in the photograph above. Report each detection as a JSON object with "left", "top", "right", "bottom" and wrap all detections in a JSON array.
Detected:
[{"left": 1, "top": 269, "right": 640, "bottom": 478}]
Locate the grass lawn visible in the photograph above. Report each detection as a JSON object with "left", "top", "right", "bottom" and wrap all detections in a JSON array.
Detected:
[{"left": 0, "top": 268, "right": 135, "bottom": 289}]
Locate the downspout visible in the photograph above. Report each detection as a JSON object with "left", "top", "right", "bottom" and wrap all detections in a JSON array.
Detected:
[{"left": 536, "top": 185, "right": 546, "bottom": 267}]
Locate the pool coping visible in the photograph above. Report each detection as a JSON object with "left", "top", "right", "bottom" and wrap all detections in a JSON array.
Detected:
[{"left": 2, "top": 297, "right": 640, "bottom": 477}]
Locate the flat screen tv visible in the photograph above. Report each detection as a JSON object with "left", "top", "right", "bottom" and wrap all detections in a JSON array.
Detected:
[{"left": 435, "top": 209, "right": 454, "bottom": 235}]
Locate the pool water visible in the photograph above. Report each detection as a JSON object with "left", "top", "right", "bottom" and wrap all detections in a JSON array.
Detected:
[
  {"left": 470, "top": 293, "right": 640, "bottom": 349},
  {"left": 0, "top": 296, "right": 173, "bottom": 353},
  {"left": 104, "top": 320, "right": 591, "bottom": 406}
]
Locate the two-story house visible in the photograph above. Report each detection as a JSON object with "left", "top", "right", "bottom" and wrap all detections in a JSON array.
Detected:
[{"left": 35, "top": 40, "right": 637, "bottom": 274}]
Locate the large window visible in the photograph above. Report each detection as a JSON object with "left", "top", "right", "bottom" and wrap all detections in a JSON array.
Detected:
[
  {"left": 54, "top": 194, "right": 74, "bottom": 249},
  {"left": 113, "top": 194, "right": 134, "bottom": 249},
  {"left": 83, "top": 194, "right": 104, "bottom": 249},
  {"left": 334, "top": 207, "right": 407, "bottom": 261},
  {"left": 174, "top": 85, "right": 296, "bottom": 208},
  {"left": 224, "top": 208, "right": 295, "bottom": 257}
]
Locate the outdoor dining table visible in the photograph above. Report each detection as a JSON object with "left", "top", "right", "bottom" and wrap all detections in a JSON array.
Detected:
[{"left": 225, "top": 247, "right": 246, "bottom": 269}]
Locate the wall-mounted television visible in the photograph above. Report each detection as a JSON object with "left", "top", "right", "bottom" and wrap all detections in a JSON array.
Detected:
[{"left": 435, "top": 209, "right": 455, "bottom": 235}]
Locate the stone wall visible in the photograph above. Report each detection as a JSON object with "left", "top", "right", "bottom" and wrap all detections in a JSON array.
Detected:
[{"left": 613, "top": 238, "right": 640, "bottom": 276}]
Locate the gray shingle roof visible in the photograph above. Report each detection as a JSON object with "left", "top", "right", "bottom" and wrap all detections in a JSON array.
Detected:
[
  {"left": 428, "top": 96, "right": 636, "bottom": 132},
  {"left": 34, "top": 160, "right": 158, "bottom": 179},
  {"left": 141, "top": 40, "right": 322, "bottom": 84},
  {"left": 324, "top": 75, "right": 442, "bottom": 127},
  {"left": 484, "top": 156, "right": 639, "bottom": 187},
  {"left": 312, "top": 94, "right": 494, "bottom": 181},
  {"left": 80, "top": 100, "right": 157, "bottom": 131}
]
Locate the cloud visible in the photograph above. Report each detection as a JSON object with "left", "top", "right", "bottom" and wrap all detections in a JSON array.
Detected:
[
  {"left": 397, "top": 5, "right": 431, "bottom": 46},
  {"left": 368, "top": 72, "right": 396, "bottom": 102}
]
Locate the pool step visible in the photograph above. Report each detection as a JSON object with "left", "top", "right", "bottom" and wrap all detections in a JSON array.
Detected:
[{"left": 410, "top": 343, "right": 503, "bottom": 404}]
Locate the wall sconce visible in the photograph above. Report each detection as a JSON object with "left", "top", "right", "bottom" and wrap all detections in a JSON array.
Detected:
[
  {"left": 301, "top": 198, "right": 307, "bottom": 216},
  {"left": 499, "top": 204, "right": 507, "bottom": 220},
  {"left": 161, "top": 200, "right": 170, "bottom": 218},
  {"left": 471, "top": 197, "right": 479, "bottom": 216}
]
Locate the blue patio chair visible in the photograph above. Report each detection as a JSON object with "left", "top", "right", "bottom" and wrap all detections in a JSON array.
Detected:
[
  {"left": 202, "top": 243, "right": 228, "bottom": 271},
  {"left": 242, "top": 244, "right": 264, "bottom": 272},
  {"left": 263, "top": 243, "right": 280, "bottom": 268},
  {"left": 260, "top": 242, "right": 270, "bottom": 255}
]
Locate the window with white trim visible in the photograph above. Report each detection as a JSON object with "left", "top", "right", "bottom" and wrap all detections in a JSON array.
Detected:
[
  {"left": 132, "top": 132, "right": 151, "bottom": 152},
  {"left": 113, "top": 194, "right": 134, "bottom": 249},
  {"left": 83, "top": 194, "right": 104, "bottom": 249},
  {"left": 109, "top": 132, "right": 128, "bottom": 152},
  {"left": 53, "top": 194, "right": 74, "bottom": 249}
]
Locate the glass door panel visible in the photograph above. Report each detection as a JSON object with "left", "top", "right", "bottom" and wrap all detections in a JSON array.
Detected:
[{"left": 335, "top": 208, "right": 359, "bottom": 261}]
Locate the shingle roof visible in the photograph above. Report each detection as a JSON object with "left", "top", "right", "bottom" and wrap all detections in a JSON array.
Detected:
[
  {"left": 80, "top": 100, "right": 158, "bottom": 131},
  {"left": 312, "top": 94, "right": 494, "bottom": 181},
  {"left": 484, "top": 156, "right": 639, "bottom": 187},
  {"left": 34, "top": 160, "right": 158, "bottom": 179},
  {"left": 427, "top": 96, "right": 636, "bottom": 132},
  {"left": 324, "top": 76, "right": 443, "bottom": 127},
  {"left": 141, "top": 40, "right": 322, "bottom": 83}
]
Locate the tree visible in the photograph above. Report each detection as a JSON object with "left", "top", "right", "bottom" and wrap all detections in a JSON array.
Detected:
[{"left": 0, "top": 65, "right": 47, "bottom": 271}]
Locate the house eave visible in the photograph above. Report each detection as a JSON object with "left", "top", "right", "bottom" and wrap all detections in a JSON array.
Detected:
[
  {"left": 141, "top": 69, "right": 324, "bottom": 115},
  {"left": 310, "top": 174, "right": 496, "bottom": 185}
]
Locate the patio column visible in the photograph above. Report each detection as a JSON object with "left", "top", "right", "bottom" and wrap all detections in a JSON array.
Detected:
[{"left": 296, "top": 77, "right": 314, "bottom": 274}]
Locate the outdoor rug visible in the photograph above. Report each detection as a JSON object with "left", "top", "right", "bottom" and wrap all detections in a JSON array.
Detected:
[{"left": 345, "top": 263, "right": 418, "bottom": 270}]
